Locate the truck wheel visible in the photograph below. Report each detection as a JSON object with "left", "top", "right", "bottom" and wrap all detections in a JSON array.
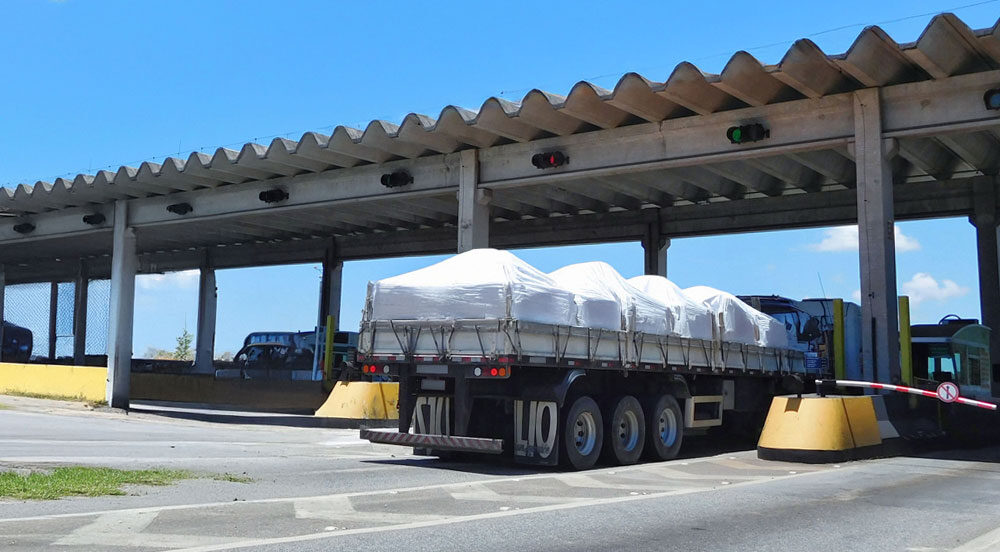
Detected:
[
  {"left": 645, "top": 394, "right": 683, "bottom": 461},
  {"left": 562, "top": 395, "right": 603, "bottom": 470},
  {"left": 604, "top": 395, "right": 645, "bottom": 466}
]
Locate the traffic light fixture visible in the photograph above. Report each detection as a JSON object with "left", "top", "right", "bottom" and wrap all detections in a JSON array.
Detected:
[
  {"left": 531, "top": 151, "right": 568, "bottom": 169},
  {"left": 726, "top": 123, "right": 770, "bottom": 144}
]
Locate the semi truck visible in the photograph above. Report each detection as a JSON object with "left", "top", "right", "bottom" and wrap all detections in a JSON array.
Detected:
[{"left": 359, "top": 251, "right": 828, "bottom": 470}]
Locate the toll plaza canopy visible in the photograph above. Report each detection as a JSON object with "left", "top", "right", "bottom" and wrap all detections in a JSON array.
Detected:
[{"left": 3, "top": 13, "right": 1000, "bottom": 405}]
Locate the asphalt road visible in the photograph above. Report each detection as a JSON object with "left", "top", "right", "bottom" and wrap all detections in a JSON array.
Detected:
[{"left": 1, "top": 395, "right": 999, "bottom": 552}]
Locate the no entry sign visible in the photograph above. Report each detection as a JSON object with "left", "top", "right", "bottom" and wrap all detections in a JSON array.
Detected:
[{"left": 936, "top": 382, "right": 959, "bottom": 403}]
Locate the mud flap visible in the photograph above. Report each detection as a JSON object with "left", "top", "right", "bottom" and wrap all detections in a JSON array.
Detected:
[
  {"left": 411, "top": 395, "right": 452, "bottom": 456},
  {"left": 513, "top": 399, "right": 559, "bottom": 466}
]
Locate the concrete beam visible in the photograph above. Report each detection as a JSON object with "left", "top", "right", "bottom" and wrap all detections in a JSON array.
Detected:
[
  {"left": 106, "top": 200, "right": 137, "bottom": 408},
  {"left": 73, "top": 260, "right": 89, "bottom": 365},
  {"left": 194, "top": 257, "right": 217, "bottom": 375},
  {"left": 854, "top": 88, "right": 900, "bottom": 385},
  {"left": 972, "top": 179, "right": 1000, "bottom": 364},
  {"left": 457, "top": 149, "right": 489, "bottom": 252}
]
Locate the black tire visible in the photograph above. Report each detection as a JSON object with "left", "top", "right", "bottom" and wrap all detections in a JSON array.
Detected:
[
  {"left": 644, "top": 394, "right": 683, "bottom": 461},
  {"left": 562, "top": 395, "right": 603, "bottom": 470},
  {"left": 604, "top": 395, "right": 646, "bottom": 466}
]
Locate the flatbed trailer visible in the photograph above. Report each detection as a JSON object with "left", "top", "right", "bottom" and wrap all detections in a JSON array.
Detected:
[{"left": 359, "top": 317, "right": 822, "bottom": 469}]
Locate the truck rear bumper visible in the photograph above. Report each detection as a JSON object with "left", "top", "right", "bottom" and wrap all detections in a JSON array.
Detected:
[{"left": 361, "top": 428, "right": 504, "bottom": 455}]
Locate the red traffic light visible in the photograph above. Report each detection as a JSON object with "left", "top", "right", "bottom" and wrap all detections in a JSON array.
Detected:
[{"left": 531, "top": 151, "right": 568, "bottom": 169}]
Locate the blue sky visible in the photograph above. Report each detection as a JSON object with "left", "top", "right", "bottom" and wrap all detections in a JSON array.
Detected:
[{"left": 1, "top": 1, "right": 996, "bottom": 355}]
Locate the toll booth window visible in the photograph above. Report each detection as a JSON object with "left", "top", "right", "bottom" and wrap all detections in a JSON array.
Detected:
[{"left": 969, "top": 356, "right": 982, "bottom": 386}]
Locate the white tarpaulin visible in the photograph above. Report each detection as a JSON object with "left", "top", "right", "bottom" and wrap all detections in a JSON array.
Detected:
[
  {"left": 684, "top": 285, "right": 788, "bottom": 348},
  {"left": 628, "top": 275, "right": 715, "bottom": 341},
  {"left": 368, "top": 249, "right": 577, "bottom": 325},
  {"left": 548, "top": 262, "right": 669, "bottom": 333},
  {"left": 367, "top": 249, "right": 787, "bottom": 348}
]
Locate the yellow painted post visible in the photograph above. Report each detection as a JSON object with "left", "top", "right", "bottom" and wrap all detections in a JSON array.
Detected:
[
  {"left": 324, "top": 314, "right": 336, "bottom": 381},
  {"left": 833, "top": 299, "right": 846, "bottom": 380},
  {"left": 899, "top": 296, "right": 912, "bottom": 386}
]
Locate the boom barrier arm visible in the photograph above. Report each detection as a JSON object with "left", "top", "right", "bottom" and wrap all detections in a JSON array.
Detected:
[{"left": 816, "top": 379, "right": 998, "bottom": 411}]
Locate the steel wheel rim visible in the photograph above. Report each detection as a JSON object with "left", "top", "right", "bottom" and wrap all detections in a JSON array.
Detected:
[
  {"left": 573, "top": 410, "right": 597, "bottom": 456},
  {"left": 658, "top": 407, "right": 678, "bottom": 447},
  {"left": 618, "top": 409, "right": 640, "bottom": 452}
]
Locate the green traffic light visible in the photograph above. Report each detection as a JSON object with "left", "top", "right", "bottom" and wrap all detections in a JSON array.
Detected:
[{"left": 731, "top": 128, "right": 742, "bottom": 142}]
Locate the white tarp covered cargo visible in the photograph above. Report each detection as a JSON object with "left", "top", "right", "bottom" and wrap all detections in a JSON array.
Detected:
[
  {"left": 627, "top": 275, "right": 715, "bottom": 341},
  {"left": 368, "top": 249, "right": 577, "bottom": 325},
  {"left": 684, "top": 285, "right": 788, "bottom": 348},
  {"left": 548, "top": 262, "right": 669, "bottom": 334}
]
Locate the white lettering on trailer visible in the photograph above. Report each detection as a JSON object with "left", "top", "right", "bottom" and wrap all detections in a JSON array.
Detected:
[
  {"left": 413, "top": 396, "right": 451, "bottom": 436},
  {"left": 513, "top": 400, "right": 557, "bottom": 459}
]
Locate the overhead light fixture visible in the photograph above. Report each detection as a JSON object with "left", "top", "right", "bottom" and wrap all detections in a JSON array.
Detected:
[
  {"left": 166, "top": 202, "right": 193, "bottom": 215},
  {"left": 984, "top": 88, "right": 1000, "bottom": 110},
  {"left": 82, "top": 213, "right": 105, "bottom": 225},
  {"left": 12, "top": 222, "right": 35, "bottom": 234},
  {"left": 531, "top": 151, "right": 568, "bottom": 169},
  {"left": 259, "top": 188, "right": 289, "bottom": 203},
  {"left": 726, "top": 123, "right": 770, "bottom": 144},
  {"left": 380, "top": 170, "right": 413, "bottom": 188}
]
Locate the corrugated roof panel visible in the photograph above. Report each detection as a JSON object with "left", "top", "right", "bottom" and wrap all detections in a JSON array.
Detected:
[{"left": 3, "top": 13, "right": 1000, "bottom": 216}]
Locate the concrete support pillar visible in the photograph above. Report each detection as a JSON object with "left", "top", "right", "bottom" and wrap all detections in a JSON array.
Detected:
[
  {"left": 194, "top": 256, "right": 217, "bottom": 374},
  {"left": 106, "top": 200, "right": 137, "bottom": 408},
  {"left": 457, "top": 149, "right": 490, "bottom": 252},
  {"left": 972, "top": 179, "right": 1000, "bottom": 364},
  {"left": 0, "top": 265, "right": 5, "bottom": 362},
  {"left": 854, "top": 88, "right": 900, "bottom": 384},
  {"left": 73, "top": 260, "right": 89, "bottom": 365},
  {"left": 48, "top": 281, "right": 58, "bottom": 361},
  {"left": 318, "top": 240, "right": 343, "bottom": 330},
  {"left": 642, "top": 222, "right": 670, "bottom": 277}
]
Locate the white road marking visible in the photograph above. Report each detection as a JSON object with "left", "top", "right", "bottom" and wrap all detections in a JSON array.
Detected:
[
  {"left": 0, "top": 452, "right": 789, "bottom": 525},
  {"left": 51, "top": 510, "right": 243, "bottom": 549},
  {"left": 294, "top": 495, "right": 450, "bottom": 525},
  {"left": 952, "top": 524, "right": 1000, "bottom": 552},
  {"left": 164, "top": 467, "right": 843, "bottom": 552}
]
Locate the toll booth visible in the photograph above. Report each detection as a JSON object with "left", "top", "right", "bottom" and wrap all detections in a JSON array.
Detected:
[{"left": 911, "top": 317, "right": 997, "bottom": 400}]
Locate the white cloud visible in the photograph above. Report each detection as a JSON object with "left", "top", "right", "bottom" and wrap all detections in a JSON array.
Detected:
[
  {"left": 851, "top": 289, "right": 862, "bottom": 302},
  {"left": 900, "top": 273, "right": 969, "bottom": 306},
  {"left": 808, "top": 225, "right": 920, "bottom": 253},
  {"left": 137, "top": 270, "right": 199, "bottom": 291}
]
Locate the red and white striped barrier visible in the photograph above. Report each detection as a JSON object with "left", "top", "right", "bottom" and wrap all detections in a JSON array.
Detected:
[{"left": 816, "top": 379, "right": 998, "bottom": 411}]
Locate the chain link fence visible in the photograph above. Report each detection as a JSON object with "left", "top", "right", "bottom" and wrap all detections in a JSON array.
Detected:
[{"left": 3, "top": 279, "right": 110, "bottom": 363}]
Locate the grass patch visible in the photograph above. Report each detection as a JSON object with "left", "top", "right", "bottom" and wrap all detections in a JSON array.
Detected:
[
  {"left": 211, "top": 473, "right": 253, "bottom": 483},
  {"left": 0, "top": 467, "right": 194, "bottom": 500},
  {"left": 0, "top": 403, "right": 10, "bottom": 410},
  {"left": 1, "top": 390, "right": 95, "bottom": 403}
]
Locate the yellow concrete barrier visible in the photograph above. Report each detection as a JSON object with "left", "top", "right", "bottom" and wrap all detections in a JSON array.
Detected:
[
  {"left": 314, "top": 381, "right": 399, "bottom": 420},
  {"left": 0, "top": 362, "right": 106, "bottom": 402},
  {"left": 758, "top": 395, "right": 882, "bottom": 463}
]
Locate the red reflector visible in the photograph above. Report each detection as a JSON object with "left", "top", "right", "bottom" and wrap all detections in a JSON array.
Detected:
[
  {"left": 498, "top": 357, "right": 509, "bottom": 364},
  {"left": 490, "top": 368, "right": 498, "bottom": 376},
  {"left": 498, "top": 368, "right": 507, "bottom": 377}
]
